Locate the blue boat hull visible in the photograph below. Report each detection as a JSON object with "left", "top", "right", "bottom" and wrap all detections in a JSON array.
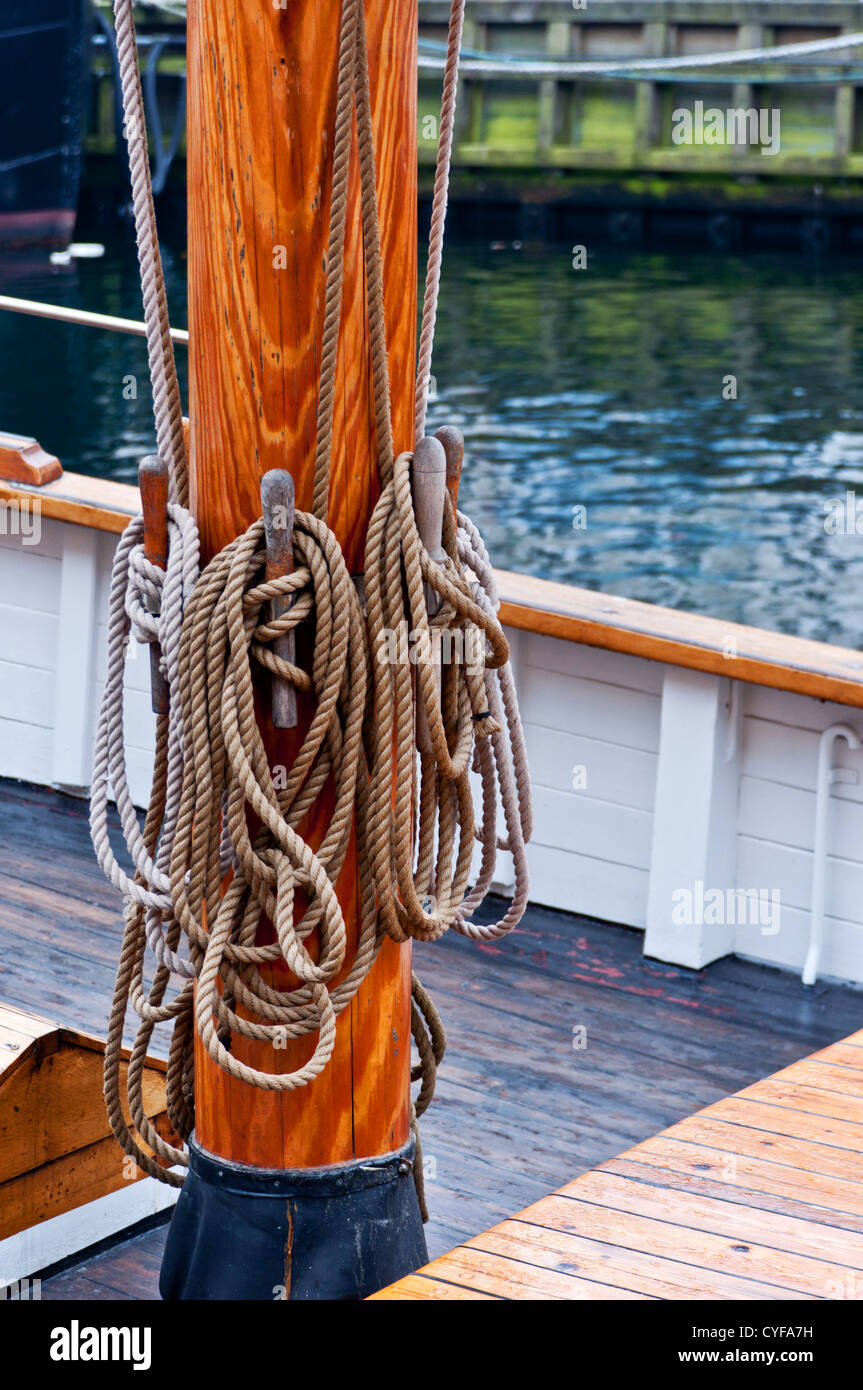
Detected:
[{"left": 0, "top": 1, "right": 89, "bottom": 248}]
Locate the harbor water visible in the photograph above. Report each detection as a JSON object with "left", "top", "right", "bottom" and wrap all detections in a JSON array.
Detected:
[{"left": 2, "top": 229, "right": 863, "bottom": 648}]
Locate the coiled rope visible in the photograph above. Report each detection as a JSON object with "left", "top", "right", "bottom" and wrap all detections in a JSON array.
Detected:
[{"left": 92, "top": 0, "right": 531, "bottom": 1219}]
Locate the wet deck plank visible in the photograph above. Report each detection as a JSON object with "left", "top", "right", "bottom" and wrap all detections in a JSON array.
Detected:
[
  {"left": 0, "top": 778, "right": 859, "bottom": 1299},
  {"left": 371, "top": 1031, "right": 863, "bottom": 1300}
]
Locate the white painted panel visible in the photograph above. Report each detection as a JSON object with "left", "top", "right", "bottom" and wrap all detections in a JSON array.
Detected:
[
  {"left": 53, "top": 526, "right": 99, "bottom": 791},
  {"left": 0, "top": 602, "right": 57, "bottom": 671},
  {"left": 737, "top": 834, "right": 863, "bottom": 926},
  {"left": 0, "top": 546, "right": 61, "bottom": 615},
  {"left": 530, "top": 783, "right": 652, "bottom": 870},
  {"left": 742, "top": 714, "right": 863, "bottom": 802},
  {"left": 0, "top": 513, "right": 64, "bottom": 560},
  {"left": 526, "top": 841, "right": 648, "bottom": 927},
  {"left": 0, "top": 658, "right": 53, "bottom": 728},
  {"left": 0, "top": 717, "right": 52, "bottom": 785},
  {"left": 523, "top": 630, "right": 664, "bottom": 694},
  {"left": 520, "top": 664, "right": 661, "bottom": 754},
  {"left": 746, "top": 682, "right": 863, "bottom": 735},
  {"left": 525, "top": 722, "right": 657, "bottom": 812},
  {"left": 0, "top": 1178, "right": 177, "bottom": 1286},
  {"left": 94, "top": 561, "right": 113, "bottom": 613},
  {"left": 646, "top": 669, "right": 739, "bottom": 968},
  {"left": 739, "top": 774, "right": 863, "bottom": 861},
  {"left": 735, "top": 900, "right": 863, "bottom": 984}
]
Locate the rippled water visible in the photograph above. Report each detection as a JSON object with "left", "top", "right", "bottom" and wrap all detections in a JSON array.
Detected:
[{"left": 3, "top": 230, "right": 863, "bottom": 647}]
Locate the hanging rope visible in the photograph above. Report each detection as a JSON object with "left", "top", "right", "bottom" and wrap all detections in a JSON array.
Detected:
[
  {"left": 92, "top": 505, "right": 199, "bottom": 1182},
  {"left": 415, "top": 0, "right": 465, "bottom": 441},
  {"left": 92, "top": 0, "right": 531, "bottom": 1212},
  {"left": 112, "top": 0, "right": 187, "bottom": 506},
  {"left": 169, "top": 515, "right": 373, "bottom": 1091}
]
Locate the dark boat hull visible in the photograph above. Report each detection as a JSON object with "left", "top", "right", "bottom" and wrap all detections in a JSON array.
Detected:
[{"left": 0, "top": 2, "right": 89, "bottom": 249}]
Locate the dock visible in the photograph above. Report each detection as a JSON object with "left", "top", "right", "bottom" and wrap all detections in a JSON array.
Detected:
[{"left": 85, "top": 1, "right": 863, "bottom": 242}]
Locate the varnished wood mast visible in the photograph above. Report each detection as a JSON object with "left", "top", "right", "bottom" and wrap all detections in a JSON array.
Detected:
[{"left": 186, "top": 1, "right": 418, "bottom": 1168}]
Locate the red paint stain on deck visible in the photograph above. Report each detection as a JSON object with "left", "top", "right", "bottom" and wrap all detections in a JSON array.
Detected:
[{"left": 568, "top": 970, "right": 734, "bottom": 1017}]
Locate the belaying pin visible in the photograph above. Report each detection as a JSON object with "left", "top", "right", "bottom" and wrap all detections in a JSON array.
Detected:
[
  {"left": 261, "top": 469, "right": 298, "bottom": 730},
  {"left": 411, "top": 436, "right": 448, "bottom": 754},
  {"left": 138, "top": 455, "right": 170, "bottom": 715}
]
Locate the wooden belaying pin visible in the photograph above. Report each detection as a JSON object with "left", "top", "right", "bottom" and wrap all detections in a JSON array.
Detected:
[
  {"left": 261, "top": 468, "right": 298, "bottom": 730},
  {"left": 412, "top": 435, "right": 448, "bottom": 618},
  {"left": 138, "top": 455, "right": 170, "bottom": 715},
  {"left": 434, "top": 425, "right": 464, "bottom": 516},
  {"left": 412, "top": 436, "right": 448, "bottom": 754}
]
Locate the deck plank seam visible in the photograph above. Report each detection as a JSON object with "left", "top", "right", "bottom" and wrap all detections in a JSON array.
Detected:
[
  {"left": 551, "top": 1191, "right": 863, "bottom": 1274},
  {"left": 461, "top": 1240, "right": 663, "bottom": 1299},
  {"left": 670, "top": 1111, "right": 863, "bottom": 1158},
  {"left": 412, "top": 1269, "right": 509, "bottom": 1299},
  {"left": 595, "top": 1161, "right": 863, "bottom": 1227},
  {"left": 507, "top": 1214, "right": 828, "bottom": 1298},
  {"left": 711, "top": 1096, "right": 863, "bottom": 1143},
  {"left": 603, "top": 1157, "right": 863, "bottom": 1224}
]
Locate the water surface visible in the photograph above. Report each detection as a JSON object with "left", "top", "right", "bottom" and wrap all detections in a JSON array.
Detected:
[{"left": 2, "top": 231, "right": 863, "bottom": 647}]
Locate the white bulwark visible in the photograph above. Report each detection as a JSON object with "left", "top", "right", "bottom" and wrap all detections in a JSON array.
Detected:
[{"left": 3, "top": 488, "right": 863, "bottom": 988}]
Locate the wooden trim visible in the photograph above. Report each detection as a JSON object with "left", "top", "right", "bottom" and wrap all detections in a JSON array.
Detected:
[
  {"left": 0, "top": 433, "right": 62, "bottom": 486},
  {"left": 0, "top": 1005, "right": 168, "bottom": 1076},
  {"left": 0, "top": 472, "right": 138, "bottom": 534},
  {"left": 5, "top": 468, "right": 863, "bottom": 709},
  {"left": 0, "top": 1132, "right": 162, "bottom": 1242},
  {"left": 0, "top": 1002, "right": 175, "bottom": 1242},
  {"left": 496, "top": 569, "right": 863, "bottom": 709}
]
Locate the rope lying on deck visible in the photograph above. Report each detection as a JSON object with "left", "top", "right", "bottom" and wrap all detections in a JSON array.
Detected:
[{"left": 93, "top": 0, "right": 530, "bottom": 1220}]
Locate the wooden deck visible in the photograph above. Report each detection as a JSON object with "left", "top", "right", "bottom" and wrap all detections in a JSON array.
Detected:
[
  {"left": 371, "top": 1030, "right": 863, "bottom": 1300},
  {"left": 0, "top": 778, "right": 861, "bottom": 1299}
]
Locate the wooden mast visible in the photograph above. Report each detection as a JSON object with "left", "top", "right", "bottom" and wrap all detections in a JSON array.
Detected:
[{"left": 186, "top": 1, "right": 418, "bottom": 1171}]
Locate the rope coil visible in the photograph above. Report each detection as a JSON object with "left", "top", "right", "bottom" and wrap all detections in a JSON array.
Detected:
[{"left": 94, "top": 0, "right": 531, "bottom": 1215}]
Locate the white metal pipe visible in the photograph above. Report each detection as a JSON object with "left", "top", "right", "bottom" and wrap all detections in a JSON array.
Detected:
[
  {"left": 803, "top": 723, "right": 860, "bottom": 986},
  {"left": 0, "top": 294, "right": 189, "bottom": 346}
]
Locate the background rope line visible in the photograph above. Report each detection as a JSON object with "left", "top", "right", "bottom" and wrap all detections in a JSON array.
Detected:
[
  {"left": 415, "top": 0, "right": 464, "bottom": 441},
  {"left": 113, "top": 0, "right": 188, "bottom": 506},
  {"left": 418, "top": 29, "right": 863, "bottom": 80}
]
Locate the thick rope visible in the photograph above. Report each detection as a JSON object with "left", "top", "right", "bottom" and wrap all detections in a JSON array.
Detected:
[
  {"left": 415, "top": 0, "right": 465, "bottom": 441},
  {"left": 113, "top": 0, "right": 188, "bottom": 506},
  {"left": 91, "top": 507, "right": 199, "bottom": 1177},
  {"left": 93, "top": 0, "right": 532, "bottom": 1208},
  {"left": 169, "top": 515, "right": 376, "bottom": 1090}
]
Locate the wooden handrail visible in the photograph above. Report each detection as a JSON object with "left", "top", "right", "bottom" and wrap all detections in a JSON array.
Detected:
[
  {"left": 4, "top": 467, "right": 863, "bottom": 709},
  {"left": 498, "top": 571, "right": 863, "bottom": 708},
  {"left": 0, "top": 471, "right": 138, "bottom": 533}
]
